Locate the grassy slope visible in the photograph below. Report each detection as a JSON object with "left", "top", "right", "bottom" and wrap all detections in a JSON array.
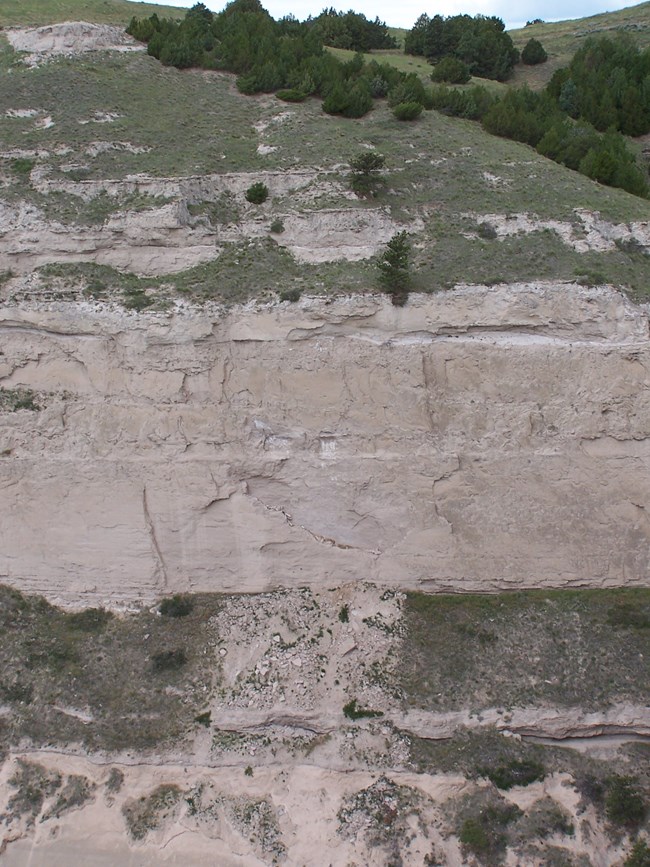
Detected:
[
  {"left": 339, "top": 3, "right": 650, "bottom": 91},
  {"left": 0, "top": 586, "right": 222, "bottom": 752},
  {"left": 400, "top": 589, "right": 650, "bottom": 712},
  {"left": 0, "top": 3, "right": 649, "bottom": 304},
  {"left": 0, "top": 0, "right": 185, "bottom": 27},
  {"left": 4, "top": 0, "right": 648, "bottom": 93},
  {"left": 510, "top": 1, "right": 650, "bottom": 88},
  {"left": 3, "top": 42, "right": 649, "bottom": 303}
]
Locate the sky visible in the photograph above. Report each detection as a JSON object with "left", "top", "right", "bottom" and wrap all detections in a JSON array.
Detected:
[{"left": 142, "top": 0, "right": 640, "bottom": 31}]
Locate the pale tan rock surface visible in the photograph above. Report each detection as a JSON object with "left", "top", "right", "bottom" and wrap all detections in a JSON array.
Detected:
[
  {"left": 0, "top": 180, "right": 404, "bottom": 274},
  {"left": 5, "top": 22, "right": 144, "bottom": 64},
  {"left": 1, "top": 283, "right": 648, "bottom": 604},
  {"left": 468, "top": 208, "right": 650, "bottom": 252},
  {"left": 0, "top": 563, "right": 645, "bottom": 864}
]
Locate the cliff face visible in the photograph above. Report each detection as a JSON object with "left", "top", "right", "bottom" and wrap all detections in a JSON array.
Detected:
[{"left": 1, "top": 283, "right": 648, "bottom": 604}]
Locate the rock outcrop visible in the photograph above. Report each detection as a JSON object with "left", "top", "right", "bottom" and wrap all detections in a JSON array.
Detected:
[
  {"left": 5, "top": 22, "right": 144, "bottom": 64},
  {"left": 1, "top": 283, "right": 648, "bottom": 604}
]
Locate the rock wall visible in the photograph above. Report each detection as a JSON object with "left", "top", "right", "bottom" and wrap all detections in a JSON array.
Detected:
[{"left": 1, "top": 283, "right": 649, "bottom": 604}]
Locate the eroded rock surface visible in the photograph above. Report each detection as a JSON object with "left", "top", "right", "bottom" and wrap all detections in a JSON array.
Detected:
[
  {"left": 1, "top": 283, "right": 648, "bottom": 604},
  {"left": 5, "top": 22, "right": 144, "bottom": 64},
  {"left": 0, "top": 170, "right": 405, "bottom": 274},
  {"left": 468, "top": 209, "right": 650, "bottom": 252}
]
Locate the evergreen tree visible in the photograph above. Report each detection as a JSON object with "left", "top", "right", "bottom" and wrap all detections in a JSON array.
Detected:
[
  {"left": 378, "top": 232, "right": 411, "bottom": 304},
  {"left": 349, "top": 152, "right": 385, "bottom": 196},
  {"left": 521, "top": 38, "right": 547, "bottom": 65},
  {"left": 431, "top": 56, "right": 471, "bottom": 84},
  {"left": 404, "top": 13, "right": 518, "bottom": 81}
]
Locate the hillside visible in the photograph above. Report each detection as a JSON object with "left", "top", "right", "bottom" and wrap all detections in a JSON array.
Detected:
[
  {"left": 0, "top": 0, "right": 185, "bottom": 27},
  {"left": 509, "top": 1, "right": 650, "bottom": 87},
  {"left": 335, "top": 3, "right": 650, "bottom": 91},
  {"left": 1, "top": 4, "right": 650, "bottom": 866}
]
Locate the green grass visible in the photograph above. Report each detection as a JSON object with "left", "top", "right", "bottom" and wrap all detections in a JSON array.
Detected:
[
  {"left": 0, "top": 51, "right": 262, "bottom": 177},
  {"left": 326, "top": 45, "right": 433, "bottom": 79},
  {"left": 400, "top": 589, "right": 650, "bottom": 712},
  {"left": 0, "top": 0, "right": 185, "bottom": 27},
  {"left": 1, "top": 24, "right": 649, "bottom": 304},
  {"left": 122, "top": 784, "right": 181, "bottom": 840},
  {"left": 386, "top": 5, "right": 650, "bottom": 93},
  {"left": 409, "top": 727, "right": 650, "bottom": 826},
  {"left": 30, "top": 248, "right": 378, "bottom": 307},
  {"left": 326, "top": 45, "right": 507, "bottom": 94},
  {"left": 0, "top": 387, "right": 42, "bottom": 412},
  {"left": 509, "top": 2, "right": 650, "bottom": 89},
  {"left": 0, "top": 585, "right": 223, "bottom": 752}
]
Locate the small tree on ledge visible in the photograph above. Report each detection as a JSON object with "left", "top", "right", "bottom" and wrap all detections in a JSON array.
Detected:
[
  {"left": 245, "top": 181, "right": 269, "bottom": 204},
  {"left": 349, "top": 151, "right": 385, "bottom": 197},
  {"left": 378, "top": 231, "right": 411, "bottom": 306}
]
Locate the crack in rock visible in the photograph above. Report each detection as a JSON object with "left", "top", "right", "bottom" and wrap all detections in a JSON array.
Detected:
[{"left": 142, "top": 484, "right": 168, "bottom": 590}]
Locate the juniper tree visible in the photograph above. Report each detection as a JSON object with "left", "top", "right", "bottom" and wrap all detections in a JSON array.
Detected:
[
  {"left": 378, "top": 231, "right": 411, "bottom": 306},
  {"left": 349, "top": 151, "right": 385, "bottom": 196}
]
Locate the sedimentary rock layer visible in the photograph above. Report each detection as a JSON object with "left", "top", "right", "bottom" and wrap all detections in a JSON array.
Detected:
[{"left": 1, "top": 283, "right": 648, "bottom": 603}]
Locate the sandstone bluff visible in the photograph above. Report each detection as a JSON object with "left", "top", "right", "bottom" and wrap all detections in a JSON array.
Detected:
[
  {"left": 3, "top": 9, "right": 650, "bottom": 864},
  {"left": 1, "top": 282, "right": 648, "bottom": 604}
]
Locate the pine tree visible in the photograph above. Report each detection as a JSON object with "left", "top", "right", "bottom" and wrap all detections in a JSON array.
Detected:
[{"left": 378, "top": 232, "right": 411, "bottom": 305}]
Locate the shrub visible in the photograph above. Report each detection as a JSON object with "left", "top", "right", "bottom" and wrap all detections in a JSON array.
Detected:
[
  {"left": 122, "top": 288, "right": 154, "bottom": 311},
  {"left": 430, "top": 84, "right": 494, "bottom": 120},
  {"left": 338, "top": 605, "right": 349, "bottom": 623},
  {"left": 0, "top": 680, "right": 34, "bottom": 704},
  {"left": 431, "top": 57, "right": 471, "bottom": 84},
  {"left": 322, "top": 82, "right": 373, "bottom": 118},
  {"left": 245, "top": 182, "right": 269, "bottom": 204},
  {"left": 388, "top": 74, "right": 428, "bottom": 108},
  {"left": 123, "top": 784, "right": 181, "bottom": 840},
  {"left": 0, "top": 387, "right": 41, "bottom": 412},
  {"left": 574, "top": 773, "right": 605, "bottom": 807},
  {"left": 67, "top": 608, "right": 113, "bottom": 632},
  {"left": 11, "top": 158, "right": 35, "bottom": 177},
  {"left": 194, "top": 711, "right": 211, "bottom": 727},
  {"left": 607, "top": 603, "right": 650, "bottom": 629},
  {"left": 275, "top": 88, "right": 307, "bottom": 102},
  {"left": 625, "top": 839, "right": 650, "bottom": 867},
  {"left": 392, "top": 101, "right": 422, "bottom": 121},
  {"left": 342, "top": 84, "right": 373, "bottom": 118},
  {"left": 322, "top": 83, "right": 349, "bottom": 115},
  {"left": 369, "top": 75, "right": 389, "bottom": 97},
  {"left": 459, "top": 804, "right": 521, "bottom": 861},
  {"left": 350, "top": 151, "right": 385, "bottom": 177},
  {"left": 159, "top": 595, "right": 193, "bottom": 618},
  {"left": 343, "top": 699, "right": 383, "bottom": 720},
  {"left": 269, "top": 218, "right": 285, "bottom": 233},
  {"left": 605, "top": 776, "right": 647, "bottom": 828},
  {"left": 151, "top": 649, "right": 187, "bottom": 673},
  {"left": 480, "top": 759, "right": 546, "bottom": 790},
  {"left": 279, "top": 288, "right": 301, "bottom": 303},
  {"left": 521, "top": 38, "right": 548, "bottom": 65},
  {"left": 106, "top": 768, "right": 124, "bottom": 794},
  {"left": 459, "top": 817, "right": 492, "bottom": 857},
  {"left": 477, "top": 221, "right": 498, "bottom": 240}
]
